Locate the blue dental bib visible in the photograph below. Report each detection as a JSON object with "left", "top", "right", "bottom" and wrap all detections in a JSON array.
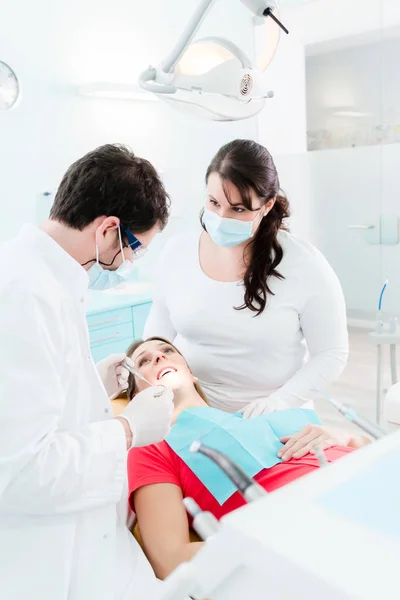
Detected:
[{"left": 166, "top": 407, "right": 321, "bottom": 504}]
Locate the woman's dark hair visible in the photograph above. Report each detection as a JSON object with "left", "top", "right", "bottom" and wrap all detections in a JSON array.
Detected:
[
  {"left": 125, "top": 336, "right": 209, "bottom": 403},
  {"left": 203, "top": 139, "right": 290, "bottom": 316},
  {"left": 50, "top": 144, "right": 170, "bottom": 233}
]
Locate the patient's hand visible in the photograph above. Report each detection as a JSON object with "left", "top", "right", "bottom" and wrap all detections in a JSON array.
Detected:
[{"left": 278, "top": 424, "right": 346, "bottom": 461}]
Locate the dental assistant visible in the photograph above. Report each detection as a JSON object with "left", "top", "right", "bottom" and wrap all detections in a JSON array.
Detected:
[
  {"left": 0, "top": 144, "right": 173, "bottom": 600},
  {"left": 145, "top": 139, "right": 348, "bottom": 416}
]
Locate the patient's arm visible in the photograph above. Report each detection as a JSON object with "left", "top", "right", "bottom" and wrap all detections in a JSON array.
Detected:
[
  {"left": 335, "top": 427, "right": 371, "bottom": 449},
  {"left": 134, "top": 483, "right": 204, "bottom": 579}
]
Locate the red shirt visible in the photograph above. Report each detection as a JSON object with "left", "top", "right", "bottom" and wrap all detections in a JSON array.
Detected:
[{"left": 128, "top": 441, "right": 354, "bottom": 519}]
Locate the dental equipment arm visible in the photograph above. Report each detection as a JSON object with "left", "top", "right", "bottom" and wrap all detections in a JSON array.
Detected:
[
  {"left": 316, "top": 388, "right": 387, "bottom": 440},
  {"left": 190, "top": 441, "right": 267, "bottom": 502}
]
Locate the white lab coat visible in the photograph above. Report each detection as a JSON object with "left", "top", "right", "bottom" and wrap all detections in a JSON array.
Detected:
[{"left": 0, "top": 225, "right": 162, "bottom": 600}]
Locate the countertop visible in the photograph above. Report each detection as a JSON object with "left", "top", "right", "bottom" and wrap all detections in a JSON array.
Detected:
[{"left": 87, "top": 282, "right": 153, "bottom": 314}]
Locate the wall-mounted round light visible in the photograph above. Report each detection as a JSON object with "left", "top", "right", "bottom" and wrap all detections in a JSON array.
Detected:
[{"left": 0, "top": 61, "right": 20, "bottom": 111}]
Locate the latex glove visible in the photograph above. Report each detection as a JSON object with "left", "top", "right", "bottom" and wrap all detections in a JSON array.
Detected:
[
  {"left": 119, "top": 385, "right": 174, "bottom": 448},
  {"left": 240, "top": 396, "right": 289, "bottom": 419},
  {"left": 96, "top": 353, "right": 131, "bottom": 400},
  {"left": 278, "top": 424, "right": 342, "bottom": 461}
]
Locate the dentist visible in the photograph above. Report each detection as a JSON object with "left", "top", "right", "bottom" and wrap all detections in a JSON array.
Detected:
[{"left": 0, "top": 144, "right": 173, "bottom": 600}]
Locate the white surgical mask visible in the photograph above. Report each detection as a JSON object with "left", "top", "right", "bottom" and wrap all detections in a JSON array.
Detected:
[
  {"left": 203, "top": 208, "right": 260, "bottom": 248},
  {"left": 87, "top": 228, "right": 136, "bottom": 291}
]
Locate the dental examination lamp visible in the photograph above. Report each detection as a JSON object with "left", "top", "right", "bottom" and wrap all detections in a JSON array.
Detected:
[{"left": 138, "top": 0, "right": 288, "bottom": 121}]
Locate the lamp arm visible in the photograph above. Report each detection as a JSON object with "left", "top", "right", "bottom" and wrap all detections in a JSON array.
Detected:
[
  {"left": 161, "top": 0, "right": 216, "bottom": 73},
  {"left": 138, "top": 66, "right": 177, "bottom": 93}
]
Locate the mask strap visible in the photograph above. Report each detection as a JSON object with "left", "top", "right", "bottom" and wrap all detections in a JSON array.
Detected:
[{"left": 118, "top": 226, "right": 127, "bottom": 263}]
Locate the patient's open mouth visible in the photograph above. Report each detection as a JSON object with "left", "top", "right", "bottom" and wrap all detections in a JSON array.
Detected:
[{"left": 157, "top": 367, "right": 177, "bottom": 380}]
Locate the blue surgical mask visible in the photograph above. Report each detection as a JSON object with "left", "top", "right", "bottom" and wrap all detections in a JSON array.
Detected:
[
  {"left": 87, "top": 227, "right": 138, "bottom": 291},
  {"left": 202, "top": 208, "right": 259, "bottom": 248}
]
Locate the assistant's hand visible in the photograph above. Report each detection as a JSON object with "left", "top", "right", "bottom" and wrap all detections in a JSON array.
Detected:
[
  {"left": 240, "top": 396, "right": 290, "bottom": 419},
  {"left": 118, "top": 385, "right": 174, "bottom": 448},
  {"left": 96, "top": 353, "right": 131, "bottom": 400},
  {"left": 278, "top": 424, "right": 340, "bottom": 461}
]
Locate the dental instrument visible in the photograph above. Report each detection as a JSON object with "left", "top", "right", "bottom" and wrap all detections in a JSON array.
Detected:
[
  {"left": 315, "top": 388, "right": 387, "bottom": 440},
  {"left": 190, "top": 441, "right": 267, "bottom": 502},
  {"left": 312, "top": 442, "right": 328, "bottom": 468},
  {"left": 121, "top": 358, "right": 152, "bottom": 385},
  {"left": 122, "top": 359, "right": 166, "bottom": 397},
  {"left": 183, "top": 497, "right": 220, "bottom": 539},
  {"left": 139, "top": 1, "right": 287, "bottom": 121}
]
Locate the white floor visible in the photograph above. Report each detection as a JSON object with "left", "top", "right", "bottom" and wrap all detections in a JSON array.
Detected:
[{"left": 314, "top": 327, "right": 395, "bottom": 432}]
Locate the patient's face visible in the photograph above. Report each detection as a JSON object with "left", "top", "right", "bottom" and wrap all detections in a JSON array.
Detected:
[{"left": 130, "top": 340, "right": 194, "bottom": 393}]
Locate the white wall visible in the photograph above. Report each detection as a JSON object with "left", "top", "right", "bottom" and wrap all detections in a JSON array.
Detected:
[
  {"left": 0, "top": 0, "right": 257, "bottom": 250},
  {"left": 255, "top": 8, "right": 307, "bottom": 157},
  {"left": 289, "top": 0, "right": 400, "bottom": 47}
]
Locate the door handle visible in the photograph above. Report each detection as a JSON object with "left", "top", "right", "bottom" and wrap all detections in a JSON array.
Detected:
[{"left": 348, "top": 225, "right": 375, "bottom": 230}]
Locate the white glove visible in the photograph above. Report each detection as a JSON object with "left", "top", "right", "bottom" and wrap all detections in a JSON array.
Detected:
[
  {"left": 240, "top": 396, "right": 290, "bottom": 419},
  {"left": 96, "top": 353, "right": 131, "bottom": 400},
  {"left": 119, "top": 385, "right": 175, "bottom": 447}
]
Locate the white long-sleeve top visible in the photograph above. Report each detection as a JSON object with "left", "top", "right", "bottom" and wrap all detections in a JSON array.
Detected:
[
  {"left": 144, "top": 229, "right": 348, "bottom": 412},
  {"left": 0, "top": 225, "right": 159, "bottom": 600}
]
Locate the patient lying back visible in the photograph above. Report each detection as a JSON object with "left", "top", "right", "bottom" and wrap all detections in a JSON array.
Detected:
[{"left": 125, "top": 337, "right": 362, "bottom": 579}]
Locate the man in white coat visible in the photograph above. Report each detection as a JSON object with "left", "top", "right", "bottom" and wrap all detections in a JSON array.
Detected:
[{"left": 0, "top": 144, "right": 174, "bottom": 600}]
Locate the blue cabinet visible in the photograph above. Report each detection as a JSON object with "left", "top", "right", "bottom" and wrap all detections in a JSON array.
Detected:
[{"left": 86, "top": 284, "right": 153, "bottom": 363}]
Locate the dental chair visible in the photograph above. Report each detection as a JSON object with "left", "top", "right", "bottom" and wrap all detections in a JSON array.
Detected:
[{"left": 384, "top": 382, "right": 400, "bottom": 432}]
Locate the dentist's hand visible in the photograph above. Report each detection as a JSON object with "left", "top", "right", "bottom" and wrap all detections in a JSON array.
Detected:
[
  {"left": 118, "top": 386, "right": 174, "bottom": 448},
  {"left": 96, "top": 353, "right": 131, "bottom": 400},
  {"left": 240, "top": 396, "right": 289, "bottom": 419}
]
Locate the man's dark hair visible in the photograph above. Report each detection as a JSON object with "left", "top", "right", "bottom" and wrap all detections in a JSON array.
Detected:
[{"left": 50, "top": 144, "right": 170, "bottom": 233}]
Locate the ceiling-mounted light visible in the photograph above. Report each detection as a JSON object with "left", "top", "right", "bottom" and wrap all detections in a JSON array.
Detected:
[{"left": 138, "top": 0, "right": 288, "bottom": 122}]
